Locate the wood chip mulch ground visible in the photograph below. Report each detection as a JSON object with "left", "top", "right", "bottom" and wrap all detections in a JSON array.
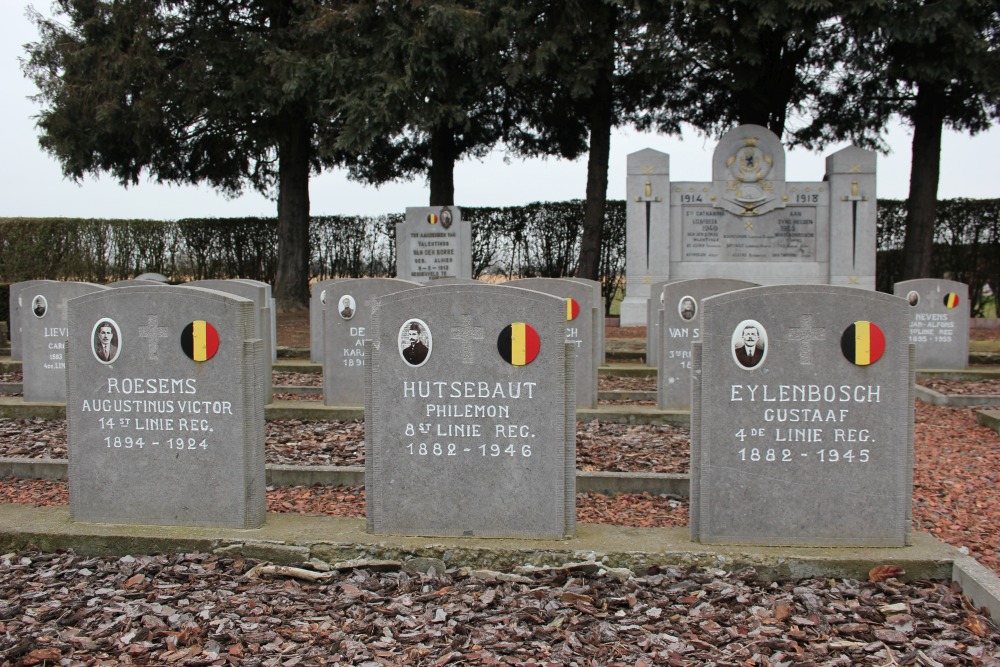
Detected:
[
  {"left": 0, "top": 400, "right": 997, "bottom": 577},
  {"left": 0, "top": 551, "right": 996, "bottom": 666}
]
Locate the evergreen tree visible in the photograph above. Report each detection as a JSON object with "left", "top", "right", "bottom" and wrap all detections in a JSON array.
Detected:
[
  {"left": 796, "top": 0, "right": 1000, "bottom": 279},
  {"left": 23, "top": 0, "right": 345, "bottom": 309}
]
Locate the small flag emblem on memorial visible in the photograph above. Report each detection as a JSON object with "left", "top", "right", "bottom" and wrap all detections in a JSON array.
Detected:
[
  {"left": 943, "top": 293, "right": 960, "bottom": 308},
  {"left": 497, "top": 323, "right": 540, "bottom": 366},
  {"left": 566, "top": 298, "right": 580, "bottom": 321},
  {"left": 427, "top": 213, "right": 438, "bottom": 225},
  {"left": 181, "top": 320, "right": 220, "bottom": 361},
  {"left": 840, "top": 320, "right": 885, "bottom": 366}
]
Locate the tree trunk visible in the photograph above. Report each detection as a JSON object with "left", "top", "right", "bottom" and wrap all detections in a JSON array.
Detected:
[
  {"left": 273, "top": 110, "right": 312, "bottom": 311},
  {"left": 576, "top": 5, "right": 616, "bottom": 281},
  {"left": 429, "top": 126, "right": 456, "bottom": 206},
  {"left": 901, "top": 82, "right": 945, "bottom": 280}
]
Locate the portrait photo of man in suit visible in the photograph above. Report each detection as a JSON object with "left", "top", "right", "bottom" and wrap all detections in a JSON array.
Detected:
[
  {"left": 399, "top": 320, "right": 430, "bottom": 366},
  {"left": 32, "top": 296, "right": 47, "bottom": 318},
  {"left": 733, "top": 321, "right": 766, "bottom": 369},
  {"left": 93, "top": 319, "right": 121, "bottom": 364}
]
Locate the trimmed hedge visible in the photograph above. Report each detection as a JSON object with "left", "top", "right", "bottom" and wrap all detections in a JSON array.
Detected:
[{"left": 1, "top": 197, "right": 997, "bottom": 319}]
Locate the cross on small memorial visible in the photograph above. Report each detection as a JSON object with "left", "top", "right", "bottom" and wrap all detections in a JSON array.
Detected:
[
  {"left": 451, "top": 314, "right": 484, "bottom": 364},
  {"left": 138, "top": 315, "right": 169, "bottom": 361},
  {"left": 787, "top": 314, "right": 827, "bottom": 366}
]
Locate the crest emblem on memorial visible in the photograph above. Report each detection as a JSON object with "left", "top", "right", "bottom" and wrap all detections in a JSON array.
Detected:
[
  {"left": 718, "top": 134, "right": 781, "bottom": 216},
  {"left": 840, "top": 320, "right": 885, "bottom": 366},
  {"left": 181, "top": 320, "right": 220, "bottom": 361},
  {"left": 440, "top": 206, "right": 453, "bottom": 230},
  {"left": 497, "top": 322, "right": 540, "bottom": 367}
]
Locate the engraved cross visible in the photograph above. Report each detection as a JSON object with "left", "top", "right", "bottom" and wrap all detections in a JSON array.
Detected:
[
  {"left": 450, "top": 314, "right": 484, "bottom": 364},
  {"left": 787, "top": 314, "right": 827, "bottom": 366},
  {"left": 138, "top": 315, "right": 169, "bottom": 361}
]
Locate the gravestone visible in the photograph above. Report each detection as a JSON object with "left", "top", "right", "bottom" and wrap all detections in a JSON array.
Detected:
[
  {"left": 505, "top": 278, "right": 599, "bottom": 408},
  {"left": 108, "top": 279, "right": 164, "bottom": 287},
  {"left": 567, "top": 277, "right": 605, "bottom": 365},
  {"left": 690, "top": 285, "right": 913, "bottom": 546},
  {"left": 66, "top": 285, "right": 265, "bottom": 528},
  {"left": 323, "top": 278, "right": 421, "bottom": 406},
  {"left": 427, "top": 277, "right": 482, "bottom": 286},
  {"left": 619, "top": 125, "right": 877, "bottom": 325},
  {"left": 646, "top": 280, "right": 674, "bottom": 367},
  {"left": 894, "top": 279, "right": 970, "bottom": 370},
  {"left": 366, "top": 284, "right": 575, "bottom": 538},
  {"left": 658, "top": 279, "right": 757, "bottom": 410},
  {"left": 189, "top": 280, "right": 274, "bottom": 404},
  {"left": 310, "top": 279, "right": 347, "bottom": 362},
  {"left": 21, "top": 282, "right": 109, "bottom": 402},
  {"left": 8, "top": 280, "right": 55, "bottom": 360},
  {"left": 236, "top": 279, "right": 277, "bottom": 362},
  {"left": 395, "top": 206, "right": 473, "bottom": 282}
]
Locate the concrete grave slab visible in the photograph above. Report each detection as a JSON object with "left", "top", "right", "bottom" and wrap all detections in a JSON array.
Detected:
[
  {"left": 504, "top": 278, "right": 599, "bottom": 409},
  {"left": 894, "top": 279, "right": 969, "bottom": 369},
  {"left": 21, "top": 282, "right": 109, "bottom": 402},
  {"left": 691, "top": 285, "right": 912, "bottom": 547},
  {"left": 366, "top": 283, "right": 574, "bottom": 539},
  {"left": 396, "top": 206, "right": 472, "bottom": 282},
  {"left": 8, "top": 280, "right": 56, "bottom": 361},
  {"left": 189, "top": 280, "right": 274, "bottom": 404},
  {"left": 658, "top": 279, "right": 757, "bottom": 410},
  {"left": 323, "top": 278, "right": 421, "bottom": 406},
  {"left": 67, "top": 285, "right": 265, "bottom": 528}
]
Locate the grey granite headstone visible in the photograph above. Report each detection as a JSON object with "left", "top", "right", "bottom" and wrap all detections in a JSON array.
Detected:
[
  {"left": 691, "top": 285, "right": 913, "bottom": 546},
  {"left": 189, "top": 280, "right": 274, "bottom": 404},
  {"left": 67, "top": 285, "right": 265, "bottom": 528},
  {"left": 21, "top": 282, "right": 109, "bottom": 402},
  {"left": 395, "top": 206, "right": 473, "bottom": 283},
  {"left": 658, "top": 279, "right": 757, "bottom": 410},
  {"left": 504, "top": 278, "right": 598, "bottom": 408},
  {"left": 894, "top": 279, "right": 969, "bottom": 370},
  {"left": 566, "top": 278, "right": 605, "bottom": 365},
  {"left": 645, "top": 280, "right": 674, "bottom": 367},
  {"left": 619, "top": 125, "right": 877, "bottom": 325},
  {"left": 9, "top": 280, "right": 56, "bottom": 360},
  {"left": 236, "top": 279, "right": 277, "bottom": 362},
  {"left": 107, "top": 279, "right": 164, "bottom": 287},
  {"left": 366, "top": 284, "right": 575, "bottom": 538},
  {"left": 310, "top": 279, "right": 347, "bottom": 362},
  {"left": 323, "top": 278, "right": 421, "bottom": 406}
]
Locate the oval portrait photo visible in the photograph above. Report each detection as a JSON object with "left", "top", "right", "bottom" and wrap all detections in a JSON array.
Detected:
[
  {"left": 398, "top": 319, "right": 432, "bottom": 367},
  {"left": 338, "top": 295, "right": 356, "bottom": 320},
  {"left": 92, "top": 318, "right": 122, "bottom": 365},
  {"left": 906, "top": 290, "right": 920, "bottom": 307},
  {"left": 31, "top": 295, "right": 48, "bottom": 318},
  {"left": 678, "top": 296, "right": 697, "bottom": 321},
  {"left": 731, "top": 319, "right": 768, "bottom": 369}
]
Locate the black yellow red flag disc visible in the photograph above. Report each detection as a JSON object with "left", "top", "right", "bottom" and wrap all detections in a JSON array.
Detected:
[
  {"left": 566, "top": 298, "right": 580, "bottom": 321},
  {"left": 427, "top": 213, "right": 438, "bottom": 225},
  {"left": 943, "top": 293, "right": 960, "bottom": 308},
  {"left": 840, "top": 320, "right": 885, "bottom": 366},
  {"left": 497, "top": 323, "right": 540, "bottom": 366},
  {"left": 181, "top": 320, "right": 220, "bottom": 361}
]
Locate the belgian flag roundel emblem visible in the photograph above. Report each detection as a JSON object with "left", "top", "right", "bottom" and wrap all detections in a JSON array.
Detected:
[
  {"left": 943, "top": 293, "right": 960, "bottom": 308},
  {"left": 497, "top": 323, "right": 540, "bottom": 366},
  {"left": 427, "top": 213, "right": 439, "bottom": 225},
  {"left": 566, "top": 298, "right": 580, "bottom": 321},
  {"left": 840, "top": 321, "right": 885, "bottom": 366},
  {"left": 181, "top": 320, "right": 220, "bottom": 361}
]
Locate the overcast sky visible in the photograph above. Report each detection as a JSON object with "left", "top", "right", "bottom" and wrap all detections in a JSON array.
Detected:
[{"left": 3, "top": 4, "right": 998, "bottom": 221}]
